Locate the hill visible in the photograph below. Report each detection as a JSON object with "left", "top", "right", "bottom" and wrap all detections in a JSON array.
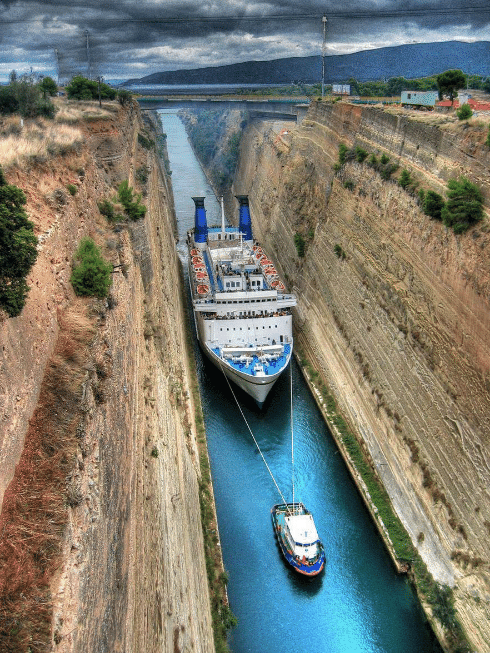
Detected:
[{"left": 125, "top": 40, "right": 489, "bottom": 86}]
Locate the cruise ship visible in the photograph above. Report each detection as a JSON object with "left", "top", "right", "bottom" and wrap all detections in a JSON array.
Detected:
[{"left": 187, "top": 195, "right": 296, "bottom": 405}]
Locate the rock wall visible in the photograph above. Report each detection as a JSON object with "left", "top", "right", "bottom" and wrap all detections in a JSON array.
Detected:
[
  {"left": 0, "top": 103, "right": 214, "bottom": 651},
  {"left": 233, "top": 102, "right": 490, "bottom": 651}
]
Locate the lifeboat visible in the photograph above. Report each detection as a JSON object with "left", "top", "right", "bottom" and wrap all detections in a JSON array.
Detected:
[
  {"left": 196, "top": 271, "right": 208, "bottom": 280},
  {"left": 197, "top": 284, "right": 209, "bottom": 295},
  {"left": 265, "top": 266, "right": 277, "bottom": 275},
  {"left": 193, "top": 262, "right": 205, "bottom": 269},
  {"left": 192, "top": 256, "right": 204, "bottom": 265},
  {"left": 190, "top": 248, "right": 200, "bottom": 256},
  {"left": 261, "top": 258, "right": 272, "bottom": 266},
  {"left": 271, "top": 280, "right": 285, "bottom": 290}
]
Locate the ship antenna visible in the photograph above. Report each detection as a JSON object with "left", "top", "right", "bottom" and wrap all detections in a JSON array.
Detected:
[{"left": 220, "top": 196, "right": 226, "bottom": 237}]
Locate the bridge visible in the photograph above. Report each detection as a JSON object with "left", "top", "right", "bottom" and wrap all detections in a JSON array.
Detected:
[{"left": 136, "top": 95, "right": 309, "bottom": 122}]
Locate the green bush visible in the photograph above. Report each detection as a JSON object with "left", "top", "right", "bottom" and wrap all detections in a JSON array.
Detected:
[
  {"left": 355, "top": 146, "right": 368, "bottom": 163},
  {"left": 0, "top": 166, "right": 38, "bottom": 316},
  {"left": 334, "top": 244, "right": 346, "bottom": 259},
  {"left": 66, "top": 76, "right": 117, "bottom": 101},
  {"left": 423, "top": 190, "right": 445, "bottom": 220},
  {"left": 441, "top": 176, "right": 484, "bottom": 233},
  {"left": 456, "top": 103, "right": 472, "bottom": 120},
  {"left": 380, "top": 153, "right": 390, "bottom": 164},
  {"left": 294, "top": 232, "right": 306, "bottom": 257},
  {"left": 398, "top": 169, "right": 412, "bottom": 189},
  {"left": 117, "top": 89, "right": 132, "bottom": 106},
  {"left": 117, "top": 180, "right": 146, "bottom": 221},
  {"left": 338, "top": 143, "right": 348, "bottom": 165},
  {"left": 137, "top": 133, "right": 155, "bottom": 150},
  {"left": 70, "top": 237, "right": 112, "bottom": 298},
  {"left": 66, "top": 184, "right": 77, "bottom": 196},
  {"left": 486, "top": 126, "right": 490, "bottom": 147}
]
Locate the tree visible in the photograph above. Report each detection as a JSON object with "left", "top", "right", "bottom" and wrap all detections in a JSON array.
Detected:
[
  {"left": 70, "top": 237, "right": 112, "bottom": 297},
  {"left": 39, "top": 76, "right": 58, "bottom": 97},
  {"left": 0, "top": 166, "right": 38, "bottom": 316},
  {"left": 66, "top": 76, "right": 116, "bottom": 101},
  {"left": 436, "top": 69, "right": 466, "bottom": 104},
  {"left": 441, "top": 176, "right": 484, "bottom": 233},
  {"left": 399, "top": 169, "right": 412, "bottom": 189},
  {"left": 423, "top": 190, "right": 445, "bottom": 220}
]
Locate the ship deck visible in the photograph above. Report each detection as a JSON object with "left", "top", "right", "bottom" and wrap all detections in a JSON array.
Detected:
[{"left": 212, "top": 343, "right": 291, "bottom": 376}]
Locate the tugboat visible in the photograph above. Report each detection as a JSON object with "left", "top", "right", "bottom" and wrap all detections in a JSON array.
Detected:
[{"left": 271, "top": 502, "right": 325, "bottom": 576}]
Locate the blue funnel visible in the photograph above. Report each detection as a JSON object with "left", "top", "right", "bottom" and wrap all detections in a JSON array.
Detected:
[
  {"left": 192, "top": 197, "right": 208, "bottom": 243},
  {"left": 236, "top": 195, "right": 253, "bottom": 241}
]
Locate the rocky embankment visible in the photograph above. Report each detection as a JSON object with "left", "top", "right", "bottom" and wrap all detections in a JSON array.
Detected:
[
  {"left": 0, "top": 102, "right": 215, "bottom": 651},
  {"left": 229, "top": 102, "right": 490, "bottom": 651}
]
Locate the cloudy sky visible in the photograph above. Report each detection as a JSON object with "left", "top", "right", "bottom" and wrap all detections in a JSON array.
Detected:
[{"left": 0, "top": 1, "right": 489, "bottom": 82}]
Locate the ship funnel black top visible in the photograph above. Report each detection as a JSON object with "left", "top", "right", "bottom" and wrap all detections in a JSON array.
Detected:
[
  {"left": 236, "top": 195, "right": 253, "bottom": 241},
  {"left": 192, "top": 196, "right": 208, "bottom": 243}
]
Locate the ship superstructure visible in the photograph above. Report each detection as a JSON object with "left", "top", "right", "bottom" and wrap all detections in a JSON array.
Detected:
[{"left": 187, "top": 195, "right": 296, "bottom": 405}]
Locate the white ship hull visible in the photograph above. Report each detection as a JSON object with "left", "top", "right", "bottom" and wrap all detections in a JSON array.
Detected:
[
  {"left": 197, "top": 328, "right": 292, "bottom": 405},
  {"left": 187, "top": 195, "right": 296, "bottom": 406}
]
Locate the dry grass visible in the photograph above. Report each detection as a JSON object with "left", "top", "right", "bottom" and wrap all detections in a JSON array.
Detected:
[
  {"left": 53, "top": 97, "right": 118, "bottom": 124},
  {"left": 0, "top": 116, "right": 82, "bottom": 168},
  {"left": 0, "top": 301, "right": 95, "bottom": 652}
]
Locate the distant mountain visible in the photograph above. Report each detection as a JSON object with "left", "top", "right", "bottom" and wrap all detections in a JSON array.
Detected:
[{"left": 124, "top": 41, "right": 489, "bottom": 86}]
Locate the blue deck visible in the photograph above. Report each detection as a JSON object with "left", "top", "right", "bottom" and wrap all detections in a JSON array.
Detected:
[{"left": 212, "top": 344, "right": 291, "bottom": 376}]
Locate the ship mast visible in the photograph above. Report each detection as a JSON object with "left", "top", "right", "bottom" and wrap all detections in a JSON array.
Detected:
[{"left": 220, "top": 195, "right": 226, "bottom": 238}]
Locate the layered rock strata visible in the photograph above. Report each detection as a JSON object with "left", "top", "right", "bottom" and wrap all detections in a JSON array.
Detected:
[{"left": 232, "top": 102, "right": 490, "bottom": 651}]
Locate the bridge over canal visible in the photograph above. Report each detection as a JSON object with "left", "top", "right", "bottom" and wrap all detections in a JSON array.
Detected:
[{"left": 137, "top": 95, "right": 309, "bottom": 122}]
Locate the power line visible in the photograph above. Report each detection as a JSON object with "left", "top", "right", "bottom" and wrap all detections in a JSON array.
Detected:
[{"left": 1, "top": 6, "right": 490, "bottom": 25}]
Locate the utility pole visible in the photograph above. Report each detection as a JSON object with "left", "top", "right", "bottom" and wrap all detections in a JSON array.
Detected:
[
  {"left": 321, "top": 15, "right": 327, "bottom": 99},
  {"left": 85, "top": 30, "right": 91, "bottom": 79},
  {"left": 54, "top": 48, "right": 60, "bottom": 86}
]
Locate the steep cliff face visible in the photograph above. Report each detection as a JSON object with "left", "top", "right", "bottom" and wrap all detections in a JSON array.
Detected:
[
  {"left": 233, "top": 103, "right": 490, "bottom": 651},
  {"left": 0, "top": 103, "right": 214, "bottom": 651}
]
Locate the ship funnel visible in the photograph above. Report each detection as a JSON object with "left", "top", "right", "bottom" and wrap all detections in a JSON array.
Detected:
[
  {"left": 192, "top": 196, "right": 208, "bottom": 244},
  {"left": 236, "top": 195, "right": 253, "bottom": 242}
]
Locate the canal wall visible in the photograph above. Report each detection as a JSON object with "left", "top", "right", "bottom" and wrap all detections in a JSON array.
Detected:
[
  {"left": 231, "top": 102, "right": 490, "bottom": 652},
  {"left": 0, "top": 102, "right": 214, "bottom": 651}
]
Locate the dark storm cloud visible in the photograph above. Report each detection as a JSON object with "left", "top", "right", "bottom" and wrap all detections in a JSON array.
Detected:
[{"left": 0, "top": 0, "right": 488, "bottom": 80}]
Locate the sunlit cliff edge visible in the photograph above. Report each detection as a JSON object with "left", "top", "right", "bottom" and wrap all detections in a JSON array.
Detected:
[{"left": 228, "top": 101, "right": 490, "bottom": 651}]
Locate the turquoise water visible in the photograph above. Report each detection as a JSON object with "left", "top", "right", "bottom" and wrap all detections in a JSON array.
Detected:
[{"left": 158, "top": 110, "right": 441, "bottom": 653}]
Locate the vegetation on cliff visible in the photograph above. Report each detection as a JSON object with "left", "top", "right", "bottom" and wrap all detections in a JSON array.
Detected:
[
  {"left": 0, "top": 71, "right": 56, "bottom": 119},
  {"left": 70, "top": 237, "right": 113, "bottom": 298},
  {"left": 0, "top": 165, "right": 38, "bottom": 317},
  {"left": 336, "top": 144, "right": 485, "bottom": 234}
]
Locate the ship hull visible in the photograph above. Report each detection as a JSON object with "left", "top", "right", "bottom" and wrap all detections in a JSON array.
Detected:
[{"left": 200, "top": 340, "right": 289, "bottom": 405}]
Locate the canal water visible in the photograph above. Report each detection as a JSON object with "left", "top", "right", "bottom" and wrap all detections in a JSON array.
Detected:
[{"left": 158, "top": 109, "right": 441, "bottom": 653}]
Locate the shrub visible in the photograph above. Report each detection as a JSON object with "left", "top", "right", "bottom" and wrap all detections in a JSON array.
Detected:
[
  {"left": 368, "top": 153, "right": 378, "bottom": 166},
  {"left": 441, "top": 176, "right": 484, "bottom": 233},
  {"left": 117, "top": 89, "right": 132, "bottom": 106},
  {"left": 39, "top": 76, "right": 58, "bottom": 97},
  {"left": 0, "top": 166, "right": 38, "bottom": 316},
  {"left": 334, "top": 244, "right": 346, "bottom": 259},
  {"left": 343, "top": 179, "right": 355, "bottom": 191},
  {"left": 137, "top": 133, "right": 155, "bottom": 150},
  {"left": 355, "top": 146, "right": 368, "bottom": 163},
  {"left": 294, "top": 232, "right": 306, "bottom": 257},
  {"left": 486, "top": 126, "right": 490, "bottom": 147},
  {"left": 117, "top": 180, "right": 146, "bottom": 221},
  {"left": 399, "top": 169, "right": 412, "bottom": 189},
  {"left": 66, "top": 183, "right": 77, "bottom": 196},
  {"left": 338, "top": 143, "right": 348, "bottom": 165},
  {"left": 380, "top": 153, "right": 390, "bottom": 164},
  {"left": 70, "top": 237, "right": 112, "bottom": 298},
  {"left": 423, "top": 190, "right": 445, "bottom": 220},
  {"left": 456, "top": 104, "right": 472, "bottom": 120},
  {"left": 98, "top": 199, "right": 123, "bottom": 222}
]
